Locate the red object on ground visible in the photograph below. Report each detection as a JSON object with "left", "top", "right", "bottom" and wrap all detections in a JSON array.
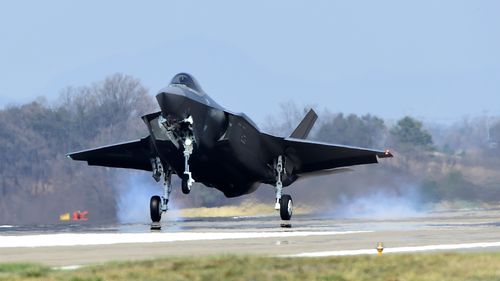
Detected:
[
  {"left": 72, "top": 211, "right": 89, "bottom": 221},
  {"left": 80, "top": 211, "right": 89, "bottom": 221}
]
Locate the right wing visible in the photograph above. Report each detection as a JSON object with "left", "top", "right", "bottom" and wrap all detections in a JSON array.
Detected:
[
  {"left": 67, "top": 137, "right": 153, "bottom": 171},
  {"left": 284, "top": 137, "right": 392, "bottom": 174}
]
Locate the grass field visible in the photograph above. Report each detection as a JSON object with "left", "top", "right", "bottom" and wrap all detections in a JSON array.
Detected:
[{"left": 1, "top": 253, "right": 500, "bottom": 281}]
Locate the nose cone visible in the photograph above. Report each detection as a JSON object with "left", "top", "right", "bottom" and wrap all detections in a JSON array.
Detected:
[{"left": 156, "top": 89, "right": 191, "bottom": 121}]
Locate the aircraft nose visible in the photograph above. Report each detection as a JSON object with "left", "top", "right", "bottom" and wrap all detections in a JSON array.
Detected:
[{"left": 156, "top": 91, "right": 190, "bottom": 120}]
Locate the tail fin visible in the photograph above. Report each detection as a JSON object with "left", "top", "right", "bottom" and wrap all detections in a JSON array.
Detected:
[{"left": 289, "top": 109, "right": 318, "bottom": 139}]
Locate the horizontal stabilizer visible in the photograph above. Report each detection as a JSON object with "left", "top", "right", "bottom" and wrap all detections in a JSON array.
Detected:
[
  {"left": 284, "top": 138, "right": 393, "bottom": 174},
  {"left": 290, "top": 109, "right": 318, "bottom": 139}
]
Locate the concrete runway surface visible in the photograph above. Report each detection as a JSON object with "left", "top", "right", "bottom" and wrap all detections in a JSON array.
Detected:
[{"left": 1, "top": 208, "right": 500, "bottom": 266}]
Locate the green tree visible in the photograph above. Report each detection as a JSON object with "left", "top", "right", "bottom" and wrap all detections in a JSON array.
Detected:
[
  {"left": 390, "top": 116, "right": 433, "bottom": 151},
  {"left": 315, "top": 113, "right": 386, "bottom": 148}
]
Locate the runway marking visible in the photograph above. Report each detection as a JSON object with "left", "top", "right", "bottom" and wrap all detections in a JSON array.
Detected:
[
  {"left": 286, "top": 241, "right": 500, "bottom": 257},
  {"left": 0, "top": 231, "right": 371, "bottom": 248},
  {"left": 53, "top": 265, "right": 83, "bottom": 271}
]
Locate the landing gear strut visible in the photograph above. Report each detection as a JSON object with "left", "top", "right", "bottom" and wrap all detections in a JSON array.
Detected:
[
  {"left": 150, "top": 157, "right": 172, "bottom": 223},
  {"left": 181, "top": 130, "right": 195, "bottom": 194},
  {"left": 274, "top": 155, "right": 293, "bottom": 220},
  {"left": 158, "top": 114, "right": 196, "bottom": 195}
]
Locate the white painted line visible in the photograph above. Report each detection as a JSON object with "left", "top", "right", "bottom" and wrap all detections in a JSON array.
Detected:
[
  {"left": 0, "top": 225, "right": 14, "bottom": 228},
  {"left": 53, "top": 265, "right": 83, "bottom": 271},
  {"left": 0, "top": 231, "right": 370, "bottom": 248},
  {"left": 286, "top": 241, "right": 500, "bottom": 257}
]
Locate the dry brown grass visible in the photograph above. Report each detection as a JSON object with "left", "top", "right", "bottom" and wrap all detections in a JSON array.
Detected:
[{"left": 173, "top": 199, "right": 314, "bottom": 218}]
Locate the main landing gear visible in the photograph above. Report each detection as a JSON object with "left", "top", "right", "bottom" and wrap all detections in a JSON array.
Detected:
[
  {"left": 150, "top": 157, "right": 172, "bottom": 223},
  {"left": 150, "top": 153, "right": 192, "bottom": 225},
  {"left": 274, "top": 155, "right": 293, "bottom": 220}
]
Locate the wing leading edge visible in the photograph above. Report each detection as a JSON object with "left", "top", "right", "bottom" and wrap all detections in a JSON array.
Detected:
[
  {"left": 284, "top": 137, "right": 392, "bottom": 174},
  {"left": 67, "top": 137, "right": 153, "bottom": 171}
]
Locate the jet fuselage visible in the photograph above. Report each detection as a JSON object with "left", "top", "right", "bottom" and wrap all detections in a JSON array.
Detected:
[
  {"left": 143, "top": 77, "right": 274, "bottom": 197},
  {"left": 67, "top": 72, "right": 393, "bottom": 222}
]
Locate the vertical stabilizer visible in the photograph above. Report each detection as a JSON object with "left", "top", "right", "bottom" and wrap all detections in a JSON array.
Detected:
[{"left": 289, "top": 109, "right": 318, "bottom": 139}]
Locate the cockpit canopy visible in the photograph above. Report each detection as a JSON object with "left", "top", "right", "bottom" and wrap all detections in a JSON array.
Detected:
[{"left": 170, "top": 73, "right": 204, "bottom": 94}]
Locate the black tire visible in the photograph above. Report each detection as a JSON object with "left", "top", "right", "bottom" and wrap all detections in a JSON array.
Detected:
[
  {"left": 280, "top": 194, "right": 293, "bottom": 220},
  {"left": 150, "top": 195, "right": 161, "bottom": 222},
  {"left": 181, "top": 174, "right": 191, "bottom": 194}
]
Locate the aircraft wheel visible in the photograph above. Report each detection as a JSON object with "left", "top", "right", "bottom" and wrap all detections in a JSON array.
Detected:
[
  {"left": 150, "top": 195, "right": 161, "bottom": 222},
  {"left": 181, "top": 174, "right": 191, "bottom": 194},
  {"left": 280, "top": 194, "right": 293, "bottom": 220}
]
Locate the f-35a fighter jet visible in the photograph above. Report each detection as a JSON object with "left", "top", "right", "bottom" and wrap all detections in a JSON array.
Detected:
[{"left": 68, "top": 73, "right": 392, "bottom": 222}]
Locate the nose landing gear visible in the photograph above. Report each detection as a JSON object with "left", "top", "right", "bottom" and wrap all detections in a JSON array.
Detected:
[
  {"left": 181, "top": 135, "right": 195, "bottom": 194},
  {"left": 158, "top": 114, "right": 196, "bottom": 195}
]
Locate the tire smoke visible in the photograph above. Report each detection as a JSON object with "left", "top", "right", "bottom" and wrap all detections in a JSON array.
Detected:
[
  {"left": 327, "top": 185, "right": 425, "bottom": 219},
  {"left": 116, "top": 172, "right": 180, "bottom": 223}
]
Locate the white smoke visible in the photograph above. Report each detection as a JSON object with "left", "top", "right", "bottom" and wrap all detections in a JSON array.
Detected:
[
  {"left": 116, "top": 172, "right": 179, "bottom": 223},
  {"left": 328, "top": 185, "right": 426, "bottom": 219}
]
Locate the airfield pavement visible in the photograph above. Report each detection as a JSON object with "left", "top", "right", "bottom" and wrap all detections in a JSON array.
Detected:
[{"left": 1, "top": 208, "right": 500, "bottom": 267}]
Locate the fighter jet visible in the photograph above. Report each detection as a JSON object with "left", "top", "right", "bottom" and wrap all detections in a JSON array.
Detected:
[{"left": 68, "top": 73, "right": 392, "bottom": 222}]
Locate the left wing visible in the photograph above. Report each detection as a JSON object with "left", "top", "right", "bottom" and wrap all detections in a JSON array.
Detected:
[
  {"left": 67, "top": 137, "right": 153, "bottom": 171},
  {"left": 284, "top": 137, "right": 392, "bottom": 174}
]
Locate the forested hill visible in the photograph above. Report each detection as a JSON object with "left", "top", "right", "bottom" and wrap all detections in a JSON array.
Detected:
[
  {"left": 1, "top": 74, "right": 500, "bottom": 224},
  {"left": 0, "top": 74, "right": 155, "bottom": 224}
]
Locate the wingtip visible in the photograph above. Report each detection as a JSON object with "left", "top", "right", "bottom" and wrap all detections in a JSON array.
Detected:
[{"left": 382, "top": 149, "right": 393, "bottom": 158}]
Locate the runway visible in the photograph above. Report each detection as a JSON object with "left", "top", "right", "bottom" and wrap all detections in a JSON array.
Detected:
[{"left": 1, "top": 207, "right": 500, "bottom": 266}]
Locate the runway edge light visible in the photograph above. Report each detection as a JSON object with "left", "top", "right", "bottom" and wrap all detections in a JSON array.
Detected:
[{"left": 376, "top": 242, "right": 384, "bottom": 256}]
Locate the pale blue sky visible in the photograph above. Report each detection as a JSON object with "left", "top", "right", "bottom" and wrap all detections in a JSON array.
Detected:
[{"left": 0, "top": 1, "right": 499, "bottom": 124}]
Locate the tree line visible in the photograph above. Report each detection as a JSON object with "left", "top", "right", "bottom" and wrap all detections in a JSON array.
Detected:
[{"left": 0, "top": 74, "right": 154, "bottom": 224}]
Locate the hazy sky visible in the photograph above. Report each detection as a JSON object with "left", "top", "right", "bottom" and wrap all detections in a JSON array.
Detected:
[{"left": 0, "top": 1, "right": 499, "bottom": 124}]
